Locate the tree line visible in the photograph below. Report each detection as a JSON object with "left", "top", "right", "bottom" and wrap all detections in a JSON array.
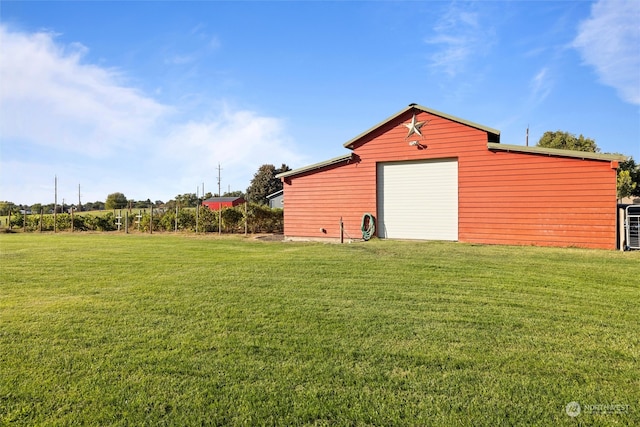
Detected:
[
  {"left": 1, "top": 163, "right": 291, "bottom": 216},
  {"left": 2, "top": 163, "right": 291, "bottom": 233}
]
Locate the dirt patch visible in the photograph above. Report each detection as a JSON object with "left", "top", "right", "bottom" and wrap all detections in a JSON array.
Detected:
[{"left": 253, "top": 233, "right": 285, "bottom": 242}]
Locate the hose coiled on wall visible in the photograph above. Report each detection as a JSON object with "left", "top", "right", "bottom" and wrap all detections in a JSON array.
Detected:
[{"left": 361, "top": 213, "right": 375, "bottom": 241}]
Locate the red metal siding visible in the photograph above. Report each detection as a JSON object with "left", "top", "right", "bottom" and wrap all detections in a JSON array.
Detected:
[
  {"left": 202, "top": 199, "right": 244, "bottom": 211},
  {"left": 282, "top": 110, "right": 618, "bottom": 249},
  {"left": 459, "top": 151, "right": 617, "bottom": 248},
  {"left": 283, "top": 160, "right": 377, "bottom": 239}
]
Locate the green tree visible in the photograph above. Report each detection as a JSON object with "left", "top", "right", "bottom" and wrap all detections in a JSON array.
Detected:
[
  {"left": 617, "top": 170, "right": 636, "bottom": 200},
  {"left": 617, "top": 157, "right": 639, "bottom": 199},
  {"left": 84, "top": 201, "right": 105, "bottom": 211},
  {"left": 133, "top": 199, "right": 151, "bottom": 208},
  {"left": 105, "top": 192, "right": 128, "bottom": 210},
  {"left": 0, "top": 201, "right": 14, "bottom": 216},
  {"left": 246, "top": 164, "right": 291, "bottom": 205},
  {"left": 537, "top": 131, "right": 599, "bottom": 152},
  {"left": 223, "top": 190, "right": 245, "bottom": 198},
  {"left": 174, "top": 193, "right": 198, "bottom": 207}
]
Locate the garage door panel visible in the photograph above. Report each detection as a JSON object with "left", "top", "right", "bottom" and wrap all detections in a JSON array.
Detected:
[{"left": 377, "top": 159, "right": 458, "bottom": 240}]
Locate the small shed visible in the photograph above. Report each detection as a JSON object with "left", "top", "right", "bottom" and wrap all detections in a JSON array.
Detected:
[
  {"left": 267, "top": 190, "right": 284, "bottom": 209},
  {"left": 277, "top": 104, "right": 625, "bottom": 249},
  {"left": 202, "top": 196, "right": 245, "bottom": 211}
]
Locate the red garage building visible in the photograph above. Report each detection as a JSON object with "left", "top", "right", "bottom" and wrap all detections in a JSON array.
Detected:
[
  {"left": 202, "top": 196, "right": 245, "bottom": 211},
  {"left": 277, "top": 104, "right": 625, "bottom": 249}
]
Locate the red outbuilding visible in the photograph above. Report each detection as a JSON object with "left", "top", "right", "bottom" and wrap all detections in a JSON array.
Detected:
[
  {"left": 277, "top": 104, "right": 625, "bottom": 249},
  {"left": 202, "top": 196, "right": 245, "bottom": 211}
]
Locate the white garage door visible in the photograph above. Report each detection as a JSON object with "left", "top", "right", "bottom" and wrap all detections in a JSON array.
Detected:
[{"left": 377, "top": 159, "right": 458, "bottom": 240}]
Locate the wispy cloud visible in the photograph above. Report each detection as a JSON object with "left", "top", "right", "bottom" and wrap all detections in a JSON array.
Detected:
[
  {"left": 165, "top": 54, "right": 197, "bottom": 65},
  {"left": 424, "top": 4, "right": 495, "bottom": 77},
  {"left": 572, "top": 0, "right": 640, "bottom": 105},
  {"left": 529, "top": 67, "right": 552, "bottom": 105},
  {"left": 0, "top": 25, "right": 303, "bottom": 204},
  {"left": 162, "top": 25, "right": 221, "bottom": 68}
]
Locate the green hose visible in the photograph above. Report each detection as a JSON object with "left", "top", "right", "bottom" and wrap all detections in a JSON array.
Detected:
[{"left": 361, "top": 213, "right": 375, "bottom": 241}]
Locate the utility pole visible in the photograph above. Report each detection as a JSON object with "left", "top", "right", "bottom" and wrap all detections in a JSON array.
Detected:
[
  {"left": 217, "top": 163, "right": 222, "bottom": 235},
  {"left": 244, "top": 201, "right": 248, "bottom": 236},
  {"left": 526, "top": 125, "right": 529, "bottom": 147},
  {"left": 195, "top": 186, "right": 199, "bottom": 234},
  {"left": 175, "top": 203, "right": 178, "bottom": 232},
  {"left": 78, "top": 184, "right": 82, "bottom": 212},
  {"left": 54, "top": 175, "right": 58, "bottom": 233}
]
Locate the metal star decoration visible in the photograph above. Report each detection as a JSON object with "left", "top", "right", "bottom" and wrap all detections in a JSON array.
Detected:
[{"left": 403, "top": 114, "right": 427, "bottom": 138}]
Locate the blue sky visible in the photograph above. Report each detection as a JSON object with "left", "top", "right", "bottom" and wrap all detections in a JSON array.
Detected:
[{"left": 1, "top": 0, "right": 639, "bottom": 205}]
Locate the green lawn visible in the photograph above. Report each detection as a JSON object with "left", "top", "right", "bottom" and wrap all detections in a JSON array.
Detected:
[{"left": 1, "top": 234, "right": 638, "bottom": 426}]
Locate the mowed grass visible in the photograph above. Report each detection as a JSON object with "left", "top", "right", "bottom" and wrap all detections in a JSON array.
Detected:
[{"left": 1, "top": 234, "right": 638, "bottom": 426}]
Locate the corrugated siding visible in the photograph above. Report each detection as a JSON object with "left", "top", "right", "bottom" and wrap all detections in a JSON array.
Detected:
[
  {"left": 459, "top": 150, "right": 617, "bottom": 248},
  {"left": 282, "top": 110, "right": 618, "bottom": 249},
  {"left": 282, "top": 160, "right": 377, "bottom": 239}
]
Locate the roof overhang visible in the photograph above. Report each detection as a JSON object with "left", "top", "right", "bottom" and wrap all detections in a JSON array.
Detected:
[
  {"left": 488, "top": 143, "right": 627, "bottom": 161},
  {"left": 266, "top": 189, "right": 284, "bottom": 199},
  {"left": 276, "top": 153, "right": 354, "bottom": 179},
  {"left": 343, "top": 103, "right": 501, "bottom": 149}
]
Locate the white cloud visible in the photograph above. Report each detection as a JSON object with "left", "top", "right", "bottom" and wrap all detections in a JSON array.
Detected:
[
  {"left": 0, "top": 25, "right": 171, "bottom": 157},
  {"left": 425, "top": 5, "right": 495, "bottom": 77},
  {"left": 529, "top": 67, "right": 552, "bottom": 105},
  {"left": 572, "top": 0, "right": 640, "bottom": 105},
  {"left": 0, "top": 25, "right": 303, "bottom": 204},
  {"left": 161, "top": 107, "right": 305, "bottom": 191}
]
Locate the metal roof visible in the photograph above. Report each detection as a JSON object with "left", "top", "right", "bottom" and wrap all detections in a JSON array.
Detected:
[
  {"left": 277, "top": 104, "right": 625, "bottom": 181},
  {"left": 343, "top": 103, "right": 501, "bottom": 149},
  {"left": 487, "top": 143, "right": 627, "bottom": 162},
  {"left": 266, "top": 189, "right": 283, "bottom": 199},
  {"left": 276, "top": 153, "right": 353, "bottom": 179},
  {"left": 203, "top": 196, "right": 244, "bottom": 202}
]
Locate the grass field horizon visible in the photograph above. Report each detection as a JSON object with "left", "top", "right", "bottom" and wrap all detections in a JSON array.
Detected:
[{"left": 1, "top": 233, "right": 638, "bottom": 425}]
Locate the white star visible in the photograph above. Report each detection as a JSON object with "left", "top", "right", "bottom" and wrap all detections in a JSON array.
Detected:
[{"left": 403, "top": 114, "right": 427, "bottom": 138}]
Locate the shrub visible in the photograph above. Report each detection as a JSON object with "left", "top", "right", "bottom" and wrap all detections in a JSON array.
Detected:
[
  {"left": 221, "top": 207, "right": 244, "bottom": 232},
  {"left": 198, "top": 206, "right": 219, "bottom": 232},
  {"left": 247, "top": 203, "right": 283, "bottom": 233},
  {"left": 178, "top": 209, "right": 196, "bottom": 231},
  {"left": 159, "top": 211, "right": 176, "bottom": 231}
]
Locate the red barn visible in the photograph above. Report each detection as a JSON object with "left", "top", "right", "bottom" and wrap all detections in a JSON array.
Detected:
[
  {"left": 277, "top": 104, "right": 625, "bottom": 249},
  {"left": 202, "top": 196, "right": 245, "bottom": 211}
]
